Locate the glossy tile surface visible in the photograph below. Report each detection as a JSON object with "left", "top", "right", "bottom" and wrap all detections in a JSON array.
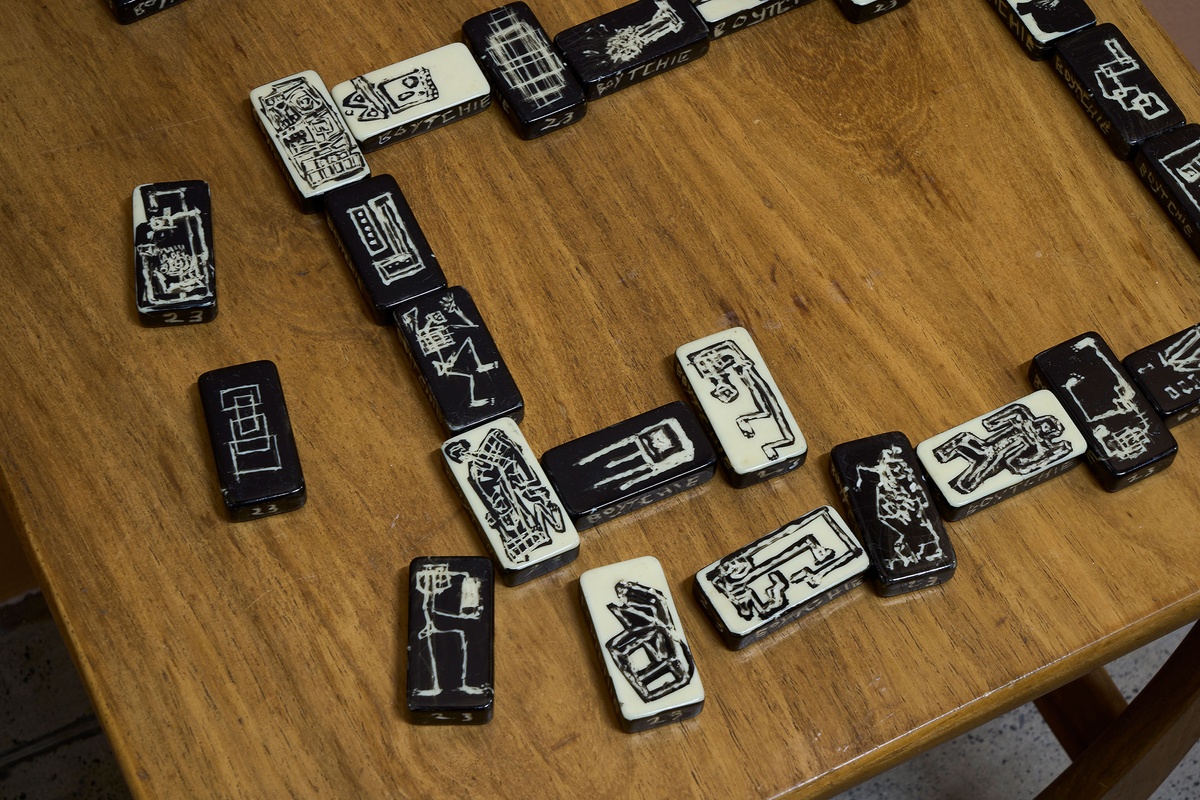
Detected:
[
  {"left": 983, "top": 0, "right": 1095, "bottom": 59},
  {"left": 1135, "top": 123, "right": 1200, "bottom": 258},
  {"left": 108, "top": 0, "right": 188, "bottom": 24},
  {"left": 132, "top": 180, "right": 216, "bottom": 326},
  {"left": 1124, "top": 323, "right": 1200, "bottom": 427},
  {"left": 832, "top": 0, "right": 912, "bottom": 24},
  {"left": 693, "top": 0, "right": 815, "bottom": 39}
]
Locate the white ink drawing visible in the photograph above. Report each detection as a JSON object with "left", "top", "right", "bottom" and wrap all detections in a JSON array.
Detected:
[
  {"left": 444, "top": 429, "right": 562, "bottom": 563},
  {"left": 687, "top": 339, "right": 795, "bottom": 460},
  {"left": 412, "top": 562, "right": 488, "bottom": 697},
  {"left": 345, "top": 193, "right": 426, "bottom": 284},
  {"left": 341, "top": 68, "right": 438, "bottom": 123},
  {"left": 1094, "top": 38, "right": 1169, "bottom": 121},
  {"left": 1160, "top": 327, "right": 1200, "bottom": 374},
  {"left": 1163, "top": 139, "right": 1200, "bottom": 214},
  {"left": 220, "top": 385, "right": 282, "bottom": 479},
  {"left": 706, "top": 508, "right": 863, "bottom": 622},
  {"left": 1062, "top": 337, "right": 1152, "bottom": 461},
  {"left": 1012, "top": 0, "right": 1079, "bottom": 36},
  {"left": 853, "top": 446, "right": 945, "bottom": 570},
  {"left": 933, "top": 403, "right": 1074, "bottom": 494},
  {"left": 577, "top": 418, "right": 695, "bottom": 491},
  {"left": 483, "top": 6, "right": 569, "bottom": 109},
  {"left": 605, "top": 0, "right": 684, "bottom": 64},
  {"left": 604, "top": 580, "right": 694, "bottom": 702},
  {"left": 135, "top": 185, "right": 212, "bottom": 307},
  {"left": 401, "top": 295, "right": 498, "bottom": 408},
  {"left": 257, "top": 77, "right": 366, "bottom": 190}
]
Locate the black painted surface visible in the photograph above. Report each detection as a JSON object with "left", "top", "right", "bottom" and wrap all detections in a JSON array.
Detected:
[
  {"left": 555, "top": 0, "right": 710, "bottom": 101},
  {"left": 197, "top": 360, "right": 307, "bottom": 521},
  {"left": 463, "top": 3, "right": 588, "bottom": 139},
  {"left": 406, "top": 557, "right": 494, "bottom": 725},
  {"left": 133, "top": 181, "right": 216, "bottom": 327},
  {"left": 830, "top": 432, "right": 956, "bottom": 596},
  {"left": 108, "top": 0, "right": 189, "bottom": 24},
  {"left": 1031, "top": 332, "right": 1176, "bottom": 490},
  {"left": 982, "top": 0, "right": 1094, "bottom": 60},
  {"left": 541, "top": 402, "right": 716, "bottom": 530},
  {"left": 393, "top": 286, "right": 524, "bottom": 434},
  {"left": 1124, "top": 323, "right": 1200, "bottom": 428},
  {"left": 1134, "top": 124, "right": 1200, "bottom": 258},
  {"left": 324, "top": 175, "right": 446, "bottom": 324},
  {"left": 831, "top": 0, "right": 912, "bottom": 25},
  {"left": 700, "top": 0, "right": 816, "bottom": 40},
  {"left": 1053, "top": 23, "right": 1185, "bottom": 159}
]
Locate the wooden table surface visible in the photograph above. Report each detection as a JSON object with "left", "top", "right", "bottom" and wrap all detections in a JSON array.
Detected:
[{"left": 2, "top": 0, "right": 1199, "bottom": 797}]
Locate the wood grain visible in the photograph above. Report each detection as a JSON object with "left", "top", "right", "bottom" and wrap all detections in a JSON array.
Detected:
[{"left": 1, "top": 1, "right": 1199, "bottom": 798}]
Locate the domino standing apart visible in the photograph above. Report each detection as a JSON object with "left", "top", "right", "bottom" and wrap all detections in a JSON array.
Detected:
[
  {"left": 394, "top": 286, "right": 524, "bottom": 435},
  {"left": 540, "top": 401, "right": 716, "bottom": 530},
  {"left": 982, "top": 0, "right": 1095, "bottom": 60},
  {"left": 197, "top": 360, "right": 306, "bottom": 521},
  {"left": 693, "top": 0, "right": 816, "bottom": 40},
  {"left": 442, "top": 418, "right": 580, "bottom": 586},
  {"left": 1134, "top": 124, "right": 1200, "bottom": 259},
  {"left": 463, "top": 3, "right": 588, "bottom": 139},
  {"left": 323, "top": 174, "right": 447, "bottom": 325},
  {"left": 133, "top": 180, "right": 216, "bottom": 326},
  {"left": 832, "top": 0, "right": 912, "bottom": 24},
  {"left": 916, "top": 390, "right": 1087, "bottom": 521},
  {"left": 250, "top": 71, "right": 370, "bottom": 214},
  {"left": 407, "top": 556, "right": 494, "bottom": 724},
  {"left": 830, "top": 432, "right": 956, "bottom": 596},
  {"left": 1031, "top": 332, "right": 1176, "bottom": 490},
  {"left": 1124, "top": 323, "right": 1200, "bottom": 428},
  {"left": 1052, "top": 23, "right": 1185, "bottom": 160},
  {"left": 580, "top": 556, "right": 703, "bottom": 732},
  {"left": 693, "top": 506, "right": 869, "bottom": 649},
  {"left": 108, "top": 0, "right": 189, "bottom": 24},
  {"left": 331, "top": 43, "right": 492, "bottom": 153},
  {"left": 675, "top": 327, "right": 807, "bottom": 488},
  {"left": 555, "top": 0, "right": 710, "bottom": 101}
]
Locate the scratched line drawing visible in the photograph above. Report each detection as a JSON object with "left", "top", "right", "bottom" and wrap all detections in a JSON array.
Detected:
[
  {"left": 932, "top": 402, "right": 1075, "bottom": 494},
  {"left": 1163, "top": 138, "right": 1200, "bottom": 214},
  {"left": 604, "top": 580, "right": 694, "bottom": 702},
  {"left": 219, "top": 384, "right": 282, "bottom": 479},
  {"left": 345, "top": 192, "right": 426, "bottom": 284},
  {"left": 135, "top": 185, "right": 212, "bottom": 307},
  {"left": 444, "top": 428, "right": 562, "bottom": 563},
  {"left": 401, "top": 295, "right": 498, "bottom": 408},
  {"left": 1159, "top": 327, "right": 1200, "bottom": 374},
  {"left": 1094, "top": 38, "right": 1169, "bottom": 120},
  {"left": 483, "top": 5, "right": 568, "bottom": 109},
  {"left": 340, "top": 67, "right": 439, "bottom": 124},
  {"left": 256, "top": 76, "right": 366, "bottom": 190},
  {"left": 854, "top": 446, "right": 945, "bottom": 570},
  {"left": 604, "top": 0, "right": 684, "bottom": 64},
  {"left": 412, "top": 562, "right": 488, "bottom": 697},
  {"left": 1011, "top": 0, "right": 1080, "bottom": 36},
  {"left": 687, "top": 339, "right": 795, "bottom": 460},
  {"left": 1062, "top": 336, "right": 1152, "bottom": 461},
  {"left": 705, "top": 507, "right": 863, "bottom": 622},
  {"left": 576, "top": 417, "right": 695, "bottom": 491}
]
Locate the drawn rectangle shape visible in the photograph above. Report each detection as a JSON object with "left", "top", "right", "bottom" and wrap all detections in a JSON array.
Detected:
[
  {"left": 675, "top": 326, "right": 807, "bottom": 487},
  {"left": 250, "top": 70, "right": 369, "bottom": 214},
  {"left": 554, "top": 0, "right": 710, "bottom": 101},
  {"left": 982, "top": 0, "right": 1095, "bottom": 60},
  {"left": 1134, "top": 123, "right": 1200, "bottom": 259},
  {"left": 915, "top": 390, "right": 1086, "bottom": 521},
  {"left": 323, "top": 174, "right": 447, "bottom": 324},
  {"left": 693, "top": 0, "right": 816, "bottom": 40},
  {"left": 463, "top": 3, "right": 588, "bottom": 139},
  {"left": 197, "top": 360, "right": 306, "bottom": 521},
  {"left": 108, "top": 0, "right": 189, "bottom": 24},
  {"left": 132, "top": 180, "right": 216, "bottom": 327},
  {"left": 442, "top": 418, "right": 580, "bottom": 586},
  {"left": 540, "top": 401, "right": 716, "bottom": 530},
  {"left": 1052, "top": 23, "right": 1185, "bottom": 160},
  {"left": 693, "top": 506, "right": 869, "bottom": 649},
  {"left": 832, "top": 0, "right": 912, "bottom": 24},
  {"left": 406, "top": 556, "right": 494, "bottom": 725},
  {"left": 1124, "top": 323, "right": 1200, "bottom": 428},
  {"left": 330, "top": 43, "right": 491, "bottom": 152},
  {"left": 393, "top": 286, "right": 524, "bottom": 434},
  {"left": 1031, "top": 332, "right": 1176, "bottom": 490},
  {"left": 830, "top": 432, "right": 956, "bottom": 596},
  {"left": 579, "top": 556, "right": 703, "bottom": 732}
]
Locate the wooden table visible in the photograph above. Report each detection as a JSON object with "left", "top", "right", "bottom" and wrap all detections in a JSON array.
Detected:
[{"left": 2, "top": 0, "right": 1198, "bottom": 797}]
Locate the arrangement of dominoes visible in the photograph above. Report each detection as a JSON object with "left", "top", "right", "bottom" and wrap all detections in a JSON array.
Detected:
[{"left": 126, "top": 0, "right": 1200, "bottom": 734}]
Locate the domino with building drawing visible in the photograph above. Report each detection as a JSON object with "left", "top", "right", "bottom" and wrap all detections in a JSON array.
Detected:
[
  {"left": 1124, "top": 323, "right": 1200, "bottom": 428},
  {"left": 132, "top": 180, "right": 216, "bottom": 326},
  {"left": 198, "top": 360, "right": 306, "bottom": 521},
  {"left": 1134, "top": 124, "right": 1200, "bottom": 259},
  {"left": 983, "top": 0, "right": 1095, "bottom": 60}
]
